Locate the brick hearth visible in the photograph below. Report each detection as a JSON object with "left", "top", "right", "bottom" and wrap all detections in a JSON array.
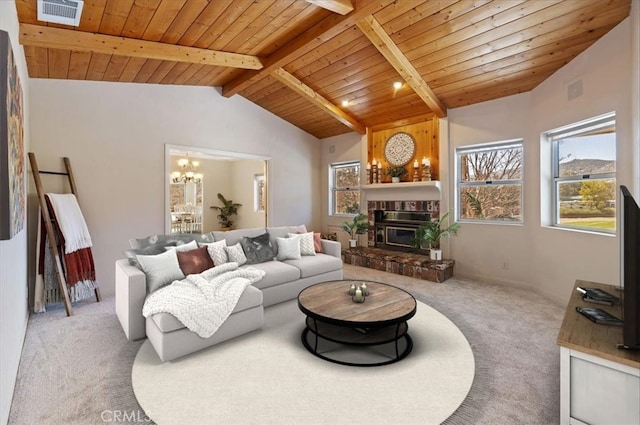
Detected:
[{"left": 342, "top": 247, "right": 455, "bottom": 283}]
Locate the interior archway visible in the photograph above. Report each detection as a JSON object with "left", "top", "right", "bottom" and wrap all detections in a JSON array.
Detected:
[{"left": 164, "top": 144, "right": 270, "bottom": 234}]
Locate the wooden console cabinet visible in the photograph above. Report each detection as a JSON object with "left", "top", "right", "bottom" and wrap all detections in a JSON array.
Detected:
[{"left": 557, "top": 280, "right": 640, "bottom": 425}]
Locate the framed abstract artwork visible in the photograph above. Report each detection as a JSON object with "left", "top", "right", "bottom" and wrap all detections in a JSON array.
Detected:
[{"left": 0, "top": 31, "right": 25, "bottom": 240}]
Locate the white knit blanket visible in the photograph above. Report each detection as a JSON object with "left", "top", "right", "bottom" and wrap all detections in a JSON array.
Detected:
[
  {"left": 142, "top": 263, "right": 265, "bottom": 338},
  {"left": 46, "top": 193, "right": 93, "bottom": 253}
]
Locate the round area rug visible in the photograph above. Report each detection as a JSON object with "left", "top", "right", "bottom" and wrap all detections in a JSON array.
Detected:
[{"left": 132, "top": 299, "right": 474, "bottom": 425}]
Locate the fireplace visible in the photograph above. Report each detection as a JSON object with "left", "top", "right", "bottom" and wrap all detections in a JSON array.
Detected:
[
  {"left": 367, "top": 200, "right": 439, "bottom": 251},
  {"left": 374, "top": 210, "right": 431, "bottom": 252}
]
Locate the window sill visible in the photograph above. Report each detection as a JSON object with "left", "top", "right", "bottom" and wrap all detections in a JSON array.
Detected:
[{"left": 543, "top": 225, "right": 615, "bottom": 237}]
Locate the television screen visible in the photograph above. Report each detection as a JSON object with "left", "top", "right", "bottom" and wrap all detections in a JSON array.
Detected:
[{"left": 620, "top": 185, "right": 640, "bottom": 350}]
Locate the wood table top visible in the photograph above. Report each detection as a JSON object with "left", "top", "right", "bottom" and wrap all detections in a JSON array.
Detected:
[
  {"left": 298, "top": 280, "right": 416, "bottom": 326},
  {"left": 557, "top": 280, "right": 640, "bottom": 368}
]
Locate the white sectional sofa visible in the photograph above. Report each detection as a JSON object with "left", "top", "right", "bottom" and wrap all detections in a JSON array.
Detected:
[{"left": 115, "top": 225, "right": 343, "bottom": 361}]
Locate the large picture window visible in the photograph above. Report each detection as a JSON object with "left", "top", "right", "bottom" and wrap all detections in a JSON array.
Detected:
[
  {"left": 546, "top": 113, "right": 616, "bottom": 233},
  {"left": 456, "top": 140, "right": 523, "bottom": 223},
  {"left": 330, "top": 161, "right": 360, "bottom": 215}
]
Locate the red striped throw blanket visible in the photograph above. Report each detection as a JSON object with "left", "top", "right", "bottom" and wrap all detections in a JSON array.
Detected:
[{"left": 34, "top": 194, "right": 99, "bottom": 313}]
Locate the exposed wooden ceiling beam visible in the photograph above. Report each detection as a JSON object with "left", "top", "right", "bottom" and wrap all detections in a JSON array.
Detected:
[
  {"left": 18, "top": 23, "right": 263, "bottom": 70},
  {"left": 273, "top": 68, "right": 366, "bottom": 134},
  {"left": 222, "top": 0, "right": 394, "bottom": 98},
  {"left": 356, "top": 16, "right": 447, "bottom": 118},
  {"left": 306, "top": 0, "right": 354, "bottom": 15}
]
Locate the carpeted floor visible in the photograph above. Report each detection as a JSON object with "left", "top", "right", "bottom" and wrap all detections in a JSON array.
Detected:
[{"left": 8, "top": 264, "right": 565, "bottom": 425}]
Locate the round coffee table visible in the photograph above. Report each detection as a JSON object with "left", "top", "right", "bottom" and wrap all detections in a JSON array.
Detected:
[{"left": 297, "top": 280, "right": 416, "bottom": 367}]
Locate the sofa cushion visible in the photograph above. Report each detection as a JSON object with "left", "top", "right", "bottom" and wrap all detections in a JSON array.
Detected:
[
  {"left": 211, "top": 227, "right": 265, "bottom": 246},
  {"left": 283, "top": 253, "right": 343, "bottom": 278},
  {"left": 199, "top": 239, "right": 228, "bottom": 266},
  {"left": 276, "top": 236, "right": 301, "bottom": 261},
  {"left": 241, "top": 260, "right": 300, "bottom": 290},
  {"left": 150, "top": 285, "right": 263, "bottom": 333},
  {"left": 225, "top": 243, "right": 247, "bottom": 265},
  {"left": 177, "top": 247, "right": 214, "bottom": 275},
  {"left": 136, "top": 249, "right": 185, "bottom": 293},
  {"left": 240, "top": 232, "right": 276, "bottom": 264},
  {"left": 266, "top": 225, "right": 307, "bottom": 254}
]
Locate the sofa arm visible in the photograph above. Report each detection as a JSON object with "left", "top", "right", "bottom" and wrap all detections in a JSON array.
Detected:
[
  {"left": 321, "top": 239, "right": 342, "bottom": 258},
  {"left": 115, "top": 259, "right": 147, "bottom": 341}
]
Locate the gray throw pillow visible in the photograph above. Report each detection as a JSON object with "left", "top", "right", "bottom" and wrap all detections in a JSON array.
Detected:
[
  {"left": 124, "top": 242, "right": 178, "bottom": 268},
  {"left": 240, "top": 232, "right": 275, "bottom": 264},
  {"left": 129, "top": 233, "right": 214, "bottom": 249}
]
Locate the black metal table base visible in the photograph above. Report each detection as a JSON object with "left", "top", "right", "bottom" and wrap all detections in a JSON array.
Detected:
[{"left": 300, "top": 319, "right": 414, "bottom": 367}]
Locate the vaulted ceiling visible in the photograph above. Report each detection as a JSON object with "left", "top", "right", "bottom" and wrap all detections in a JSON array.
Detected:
[{"left": 15, "top": 0, "right": 631, "bottom": 139}]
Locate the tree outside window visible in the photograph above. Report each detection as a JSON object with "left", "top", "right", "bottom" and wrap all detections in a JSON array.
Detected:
[
  {"left": 331, "top": 162, "right": 360, "bottom": 215},
  {"left": 457, "top": 141, "right": 523, "bottom": 222}
]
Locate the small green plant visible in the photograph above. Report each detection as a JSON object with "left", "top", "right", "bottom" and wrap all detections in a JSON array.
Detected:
[
  {"left": 411, "top": 211, "right": 460, "bottom": 250},
  {"left": 341, "top": 213, "right": 370, "bottom": 240},
  {"left": 385, "top": 166, "right": 408, "bottom": 178},
  {"left": 210, "top": 193, "right": 242, "bottom": 229}
]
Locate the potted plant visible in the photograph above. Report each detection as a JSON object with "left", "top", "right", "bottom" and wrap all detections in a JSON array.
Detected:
[
  {"left": 210, "top": 193, "right": 242, "bottom": 230},
  {"left": 411, "top": 211, "right": 460, "bottom": 260},
  {"left": 341, "top": 213, "right": 370, "bottom": 248},
  {"left": 385, "top": 166, "right": 408, "bottom": 183}
]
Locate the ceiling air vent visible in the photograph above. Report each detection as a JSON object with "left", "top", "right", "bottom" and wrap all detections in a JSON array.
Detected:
[{"left": 37, "top": 0, "right": 84, "bottom": 27}]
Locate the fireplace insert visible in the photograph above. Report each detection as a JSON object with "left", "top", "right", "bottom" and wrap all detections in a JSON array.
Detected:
[{"left": 374, "top": 210, "right": 431, "bottom": 252}]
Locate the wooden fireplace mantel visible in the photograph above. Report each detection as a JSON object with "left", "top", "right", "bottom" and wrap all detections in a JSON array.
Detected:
[{"left": 362, "top": 180, "right": 441, "bottom": 191}]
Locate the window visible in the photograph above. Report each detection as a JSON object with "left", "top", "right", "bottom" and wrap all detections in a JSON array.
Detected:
[
  {"left": 456, "top": 140, "right": 523, "bottom": 222},
  {"left": 254, "top": 174, "right": 265, "bottom": 212},
  {"left": 546, "top": 113, "right": 616, "bottom": 233},
  {"left": 330, "top": 161, "right": 360, "bottom": 215}
]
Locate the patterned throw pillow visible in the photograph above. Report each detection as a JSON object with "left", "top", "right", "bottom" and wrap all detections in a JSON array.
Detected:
[
  {"left": 289, "top": 232, "right": 316, "bottom": 256},
  {"left": 225, "top": 243, "right": 247, "bottom": 266},
  {"left": 277, "top": 236, "right": 301, "bottom": 261},
  {"left": 136, "top": 249, "right": 185, "bottom": 293},
  {"left": 200, "top": 239, "right": 228, "bottom": 266},
  {"left": 240, "top": 232, "right": 276, "bottom": 264},
  {"left": 176, "top": 246, "right": 214, "bottom": 275}
]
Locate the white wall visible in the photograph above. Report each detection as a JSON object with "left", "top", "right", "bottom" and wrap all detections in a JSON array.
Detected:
[
  {"left": 320, "top": 132, "right": 364, "bottom": 247},
  {"left": 447, "top": 93, "right": 534, "bottom": 289},
  {"left": 29, "top": 80, "right": 321, "bottom": 298},
  {"left": 448, "top": 17, "right": 636, "bottom": 303},
  {"left": 0, "top": 3, "right": 30, "bottom": 425}
]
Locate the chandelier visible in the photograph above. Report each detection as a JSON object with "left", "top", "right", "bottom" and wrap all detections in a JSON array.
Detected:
[{"left": 171, "top": 157, "right": 203, "bottom": 183}]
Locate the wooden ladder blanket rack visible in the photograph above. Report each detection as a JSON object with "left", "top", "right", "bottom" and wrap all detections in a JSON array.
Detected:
[{"left": 28, "top": 152, "right": 101, "bottom": 316}]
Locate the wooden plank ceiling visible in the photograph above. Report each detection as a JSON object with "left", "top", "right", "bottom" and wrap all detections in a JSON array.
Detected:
[{"left": 16, "top": 0, "right": 631, "bottom": 139}]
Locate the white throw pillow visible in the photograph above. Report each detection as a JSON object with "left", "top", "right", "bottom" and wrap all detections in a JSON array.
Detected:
[
  {"left": 225, "top": 243, "right": 247, "bottom": 266},
  {"left": 165, "top": 240, "right": 198, "bottom": 253},
  {"left": 136, "top": 249, "right": 185, "bottom": 293},
  {"left": 288, "top": 231, "right": 316, "bottom": 256},
  {"left": 200, "top": 239, "right": 228, "bottom": 266},
  {"left": 277, "top": 236, "right": 301, "bottom": 261}
]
